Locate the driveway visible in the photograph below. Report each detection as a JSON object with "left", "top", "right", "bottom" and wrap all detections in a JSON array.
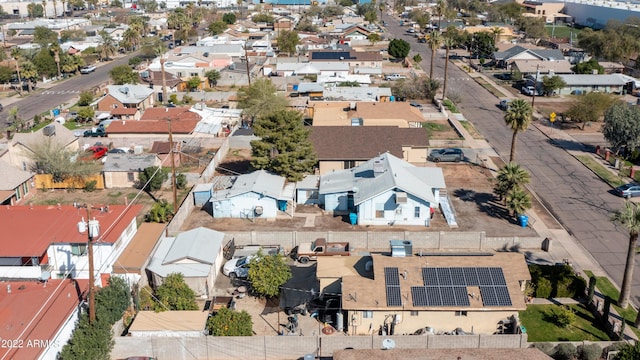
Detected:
[{"left": 382, "top": 14, "right": 638, "bottom": 306}]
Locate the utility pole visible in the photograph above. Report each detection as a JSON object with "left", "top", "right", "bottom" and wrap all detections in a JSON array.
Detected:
[
  {"left": 244, "top": 43, "right": 251, "bottom": 86},
  {"left": 160, "top": 55, "right": 168, "bottom": 105},
  {"left": 167, "top": 116, "right": 178, "bottom": 213},
  {"left": 77, "top": 205, "right": 98, "bottom": 324},
  {"left": 531, "top": 64, "right": 540, "bottom": 109}
]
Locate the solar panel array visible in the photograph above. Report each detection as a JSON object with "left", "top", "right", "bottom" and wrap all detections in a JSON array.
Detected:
[
  {"left": 384, "top": 267, "right": 402, "bottom": 307},
  {"left": 410, "top": 267, "right": 511, "bottom": 307}
]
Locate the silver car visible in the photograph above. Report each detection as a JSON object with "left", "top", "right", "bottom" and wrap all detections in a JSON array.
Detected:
[
  {"left": 427, "top": 148, "right": 465, "bottom": 163},
  {"left": 616, "top": 183, "right": 640, "bottom": 198}
]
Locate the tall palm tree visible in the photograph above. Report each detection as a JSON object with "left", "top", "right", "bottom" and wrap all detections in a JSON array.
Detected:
[
  {"left": 122, "top": 28, "right": 141, "bottom": 51},
  {"left": 434, "top": 0, "right": 447, "bottom": 31},
  {"left": 494, "top": 162, "right": 530, "bottom": 203},
  {"left": 378, "top": 1, "right": 385, "bottom": 23},
  {"left": 427, "top": 30, "right": 442, "bottom": 80},
  {"left": 11, "top": 48, "right": 23, "bottom": 96},
  {"left": 98, "top": 30, "right": 117, "bottom": 61},
  {"left": 612, "top": 201, "right": 640, "bottom": 309},
  {"left": 491, "top": 26, "right": 504, "bottom": 45},
  {"left": 504, "top": 99, "right": 533, "bottom": 162},
  {"left": 442, "top": 35, "right": 455, "bottom": 101},
  {"left": 51, "top": 45, "right": 61, "bottom": 78}
]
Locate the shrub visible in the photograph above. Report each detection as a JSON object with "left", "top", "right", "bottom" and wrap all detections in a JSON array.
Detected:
[
  {"left": 554, "top": 343, "right": 577, "bottom": 360},
  {"left": 529, "top": 264, "right": 586, "bottom": 298},
  {"left": 536, "top": 277, "right": 552, "bottom": 298},
  {"left": 84, "top": 180, "right": 97, "bottom": 192},
  {"left": 548, "top": 305, "right": 576, "bottom": 328},
  {"left": 176, "top": 173, "right": 187, "bottom": 190},
  {"left": 531, "top": 342, "right": 555, "bottom": 356},
  {"left": 169, "top": 94, "right": 178, "bottom": 105},
  {"left": 577, "top": 343, "right": 602, "bottom": 360},
  {"left": 182, "top": 94, "right": 194, "bottom": 104}
]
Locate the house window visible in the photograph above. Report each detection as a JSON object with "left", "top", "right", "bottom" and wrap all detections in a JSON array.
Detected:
[
  {"left": 14, "top": 188, "right": 21, "bottom": 201},
  {"left": 71, "top": 244, "right": 87, "bottom": 256},
  {"left": 363, "top": 311, "right": 373, "bottom": 318},
  {"left": 190, "top": 72, "right": 198, "bottom": 77},
  {"left": 177, "top": 72, "right": 183, "bottom": 77},
  {"left": 22, "top": 182, "right": 29, "bottom": 195},
  {"left": 127, "top": 172, "right": 135, "bottom": 182},
  {"left": 542, "top": 10, "right": 546, "bottom": 15},
  {"left": 414, "top": 207, "right": 420, "bottom": 218},
  {"left": 410, "top": 311, "right": 419, "bottom": 316},
  {"left": 344, "top": 160, "right": 356, "bottom": 169},
  {"left": 455, "top": 311, "right": 468, "bottom": 317},
  {"left": 375, "top": 203, "right": 384, "bottom": 218}
]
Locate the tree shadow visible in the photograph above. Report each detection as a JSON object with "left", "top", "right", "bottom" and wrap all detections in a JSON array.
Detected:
[
  {"left": 452, "top": 188, "right": 517, "bottom": 224},
  {"left": 216, "top": 159, "right": 252, "bottom": 175},
  {"left": 545, "top": 138, "right": 590, "bottom": 152}
]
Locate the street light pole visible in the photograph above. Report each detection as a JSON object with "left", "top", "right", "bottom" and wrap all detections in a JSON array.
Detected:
[{"left": 77, "top": 205, "right": 99, "bottom": 324}]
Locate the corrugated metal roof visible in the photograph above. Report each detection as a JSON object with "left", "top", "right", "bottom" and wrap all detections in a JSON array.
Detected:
[{"left": 226, "top": 170, "right": 285, "bottom": 199}]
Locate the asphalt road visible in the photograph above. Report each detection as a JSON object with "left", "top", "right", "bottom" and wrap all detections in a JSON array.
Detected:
[
  {"left": 2, "top": 53, "right": 136, "bottom": 125},
  {"left": 382, "top": 14, "right": 639, "bottom": 306}
]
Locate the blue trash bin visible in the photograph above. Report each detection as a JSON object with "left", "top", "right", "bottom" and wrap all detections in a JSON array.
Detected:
[
  {"left": 348, "top": 213, "right": 358, "bottom": 225},
  {"left": 518, "top": 215, "right": 528, "bottom": 228}
]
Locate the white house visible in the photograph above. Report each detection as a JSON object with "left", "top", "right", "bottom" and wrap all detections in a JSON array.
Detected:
[
  {"left": 210, "top": 170, "right": 292, "bottom": 219},
  {"left": 319, "top": 153, "right": 446, "bottom": 227},
  {"left": 146, "top": 227, "right": 225, "bottom": 297}
]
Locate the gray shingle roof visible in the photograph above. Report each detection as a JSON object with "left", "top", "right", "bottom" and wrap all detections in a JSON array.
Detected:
[
  {"left": 103, "top": 154, "right": 160, "bottom": 172},
  {"left": 0, "top": 161, "right": 34, "bottom": 190},
  {"left": 493, "top": 45, "right": 564, "bottom": 61},
  {"left": 319, "top": 152, "right": 445, "bottom": 205}
]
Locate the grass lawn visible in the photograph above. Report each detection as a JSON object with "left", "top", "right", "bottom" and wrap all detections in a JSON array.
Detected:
[
  {"left": 575, "top": 155, "right": 626, "bottom": 188},
  {"left": 545, "top": 25, "right": 583, "bottom": 40},
  {"left": 520, "top": 304, "right": 612, "bottom": 342},
  {"left": 422, "top": 122, "right": 449, "bottom": 132},
  {"left": 584, "top": 270, "right": 640, "bottom": 338},
  {"left": 459, "top": 120, "right": 483, "bottom": 139},
  {"left": 474, "top": 77, "right": 504, "bottom": 98}
]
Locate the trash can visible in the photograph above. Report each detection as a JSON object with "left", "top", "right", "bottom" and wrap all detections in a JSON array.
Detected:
[
  {"left": 348, "top": 213, "right": 358, "bottom": 226},
  {"left": 518, "top": 215, "right": 528, "bottom": 228}
]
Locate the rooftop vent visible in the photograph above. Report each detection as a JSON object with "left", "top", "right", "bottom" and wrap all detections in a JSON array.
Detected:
[
  {"left": 119, "top": 87, "right": 129, "bottom": 94},
  {"left": 390, "top": 240, "right": 413, "bottom": 257},
  {"left": 43, "top": 124, "right": 56, "bottom": 137},
  {"left": 373, "top": 159, "right": 385, "bottom": 174}
]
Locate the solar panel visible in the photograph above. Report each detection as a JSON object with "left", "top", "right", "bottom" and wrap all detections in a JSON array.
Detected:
[
  {"left": 494, "top": 286, "right": 512, "bottom": 306},
  {"left": 440, "top": 287, "right": 457, "bottom": 306},
  {"left": 489, "top": 267, "right": 507, "bottom": 286},
  {"left": 450, "top": 267, "right": 466, "bottom": 286},
  {"left": 384, "top": 267, "right": 400, "bottom": 286},
  {"left": 437, "top": 268, "right": 452, "bottom": 286},
  {"left": 422, "top": 267, "right": 438, "bottom": 286},
  {"left": 386, "top": 286, "right": 402, "bottom": 306},
  {"left": 426, "top": 287, "right": 442, "bottom": 306},
  {"left": 411, "top": 286, "right": 428, "bottom": 307},
  {"left": 463, "top": 267, "right": 479, "bottom": 286},
  {"left": 477, "top": 267, "right": 493, "bottom": 286},
  {"left": 452, "top": 287, "right": 470, "bottom": 306},
  {"left": 480, "top": 286, "right": 499, "bottom": 306}
]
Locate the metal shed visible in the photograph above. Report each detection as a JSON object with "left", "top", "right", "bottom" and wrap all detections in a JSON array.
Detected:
[{"left": 192, "top": 183, "right": 213, "bottom": 206}]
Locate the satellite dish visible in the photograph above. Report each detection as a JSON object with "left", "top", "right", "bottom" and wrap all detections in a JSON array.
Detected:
[{"left": 382, "top": 338, "right": 396, "bottom": 350}]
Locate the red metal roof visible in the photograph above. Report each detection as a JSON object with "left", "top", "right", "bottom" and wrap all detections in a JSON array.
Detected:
[
  {"left": 140, "top": 107, "right": 201, "bottom": 121},
  {"left": 106, "top": 119, "right": 199, "bottom": 134},
  {"left": 0, "top": 279, "right": 89, "bottom": 360},
  {"left": 0, "top": 204, "right": 143, "bottom": 257}
]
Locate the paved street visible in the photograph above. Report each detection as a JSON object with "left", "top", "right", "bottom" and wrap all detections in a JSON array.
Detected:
[
  {"left": 1, "top": 53, "right": 137, "bottom": 125},
  {"left": 382, "top": 14, "right": 638, "bottom": 306}
]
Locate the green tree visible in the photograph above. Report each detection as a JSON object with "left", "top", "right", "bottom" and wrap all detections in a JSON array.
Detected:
[
  {"left": 494, "top": 162, "right": 530, "bottom": 202},
  {"left": 367, "top": 32, "right": 381, "bottom": 46},
  {"left": 602, "top": 102, "right": 640, "bottom": 154},
  {"left": 33, "top": 26, "right": 58, "bottom": 47},
  {"left": 77, "top": 106, "right": 95, "bottom": 122},
  {"left": 504, "top": 99, "right": 533, "bottom": 162},
  {"left": 137, "top": 166, "right": 168, "bottom": 191},
  {"left": 427, "top": 30, "right": 443, "bottom": 80},
  {"left": 548, "top": 305, "right": 576, "bottom": 328},
  {"left": 573, "top": 58, "right": 604, "bottom": 74},
  {"left": 109, "top": 64, "right": 139, "bottom": 85},
  {"left": 0, "top": 65, "right": 13, "bottom": 83},
  {"left": 614, "top": 341, "right": 640, "bottom": 359},
  {"left": 356, "top": 2, "right": 377, "bottom": 22},
  {"left": 176, "top": 173, "right": 187, "bottom": 190},
  {"left": 247, "top": 252, "right": 292, "bottom": 298},
  {"left": 28, "top": 138, "right": 101, "bottom": 182},
  {"left": 388, "top": 38, "right": 410, "bottom": 59},
  {"left": 516, "top": 16, "right": 546, "bottom": 44},
  {"left": 541, "top": 75, "right": 566, "bottom": 96},
  {"left": 97, "top": 30, "right": 117, "bottom": 61},
  {"left": 565, "top": 92, "right": 617, "bottom": 130},
  {"left": 59, "top": 304, "right": 113, "bottom": 360},
  {"left": 206, "top": 307, "right": 253, "bottom": 336},
  {"left": 467, "top": 31, "right": 495, "bottom": 59},
  {"left": 611, "top": 201, "right": 640, "bottom": 309},
  {"left": 222, "top": 12, "right": 236, "bottom": 24},
  {"left": 207, "top": 20, "right": 227, "bottom": 36},
  {"left": 252, "top": 13, "right": 273, "bottom": 23},
  {"left": 154, "top": 273, "right": 198, "bottom": 311},
  {"left": 95, "top": 277, "right": 131, "bottom": 324},
  {"left": 412, "top": 54, "right": 422, "bottom": 63},
  {"left": 277, "top": 30, "right": 299, "bottom": 56},
  {"left": 237, "top": 78, "right": 288, "bottom": 121},
  {"left": 33, "top": 47, "right": 58, "bottom": 78},
  {"left": 186, "top": 75, "right": 201, "bottom": 91},
  {"left": 128, "top": 56, "right": 142, "bottom": 68},
  {"left": 408, "top": 9, "right": 430, "bottom": 29},
  {"left": 60, "top": 29, "right": 87, "bottom": 42},
  {"left": 505, "top": 187, "right": 531, "bottom": 217},
  {"left": 122, "top": 27, "right": 142, "bottom": 51},
  {"left": 205, "top": 69, "right": 220, "bottom": 87},
  {"left": 250, "top": 109, "right": 317, "bottom": 181},
  {"left": 146, "top": 199, "right": 173, "bottom": 223}
]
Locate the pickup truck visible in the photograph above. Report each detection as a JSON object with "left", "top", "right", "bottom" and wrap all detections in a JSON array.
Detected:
[
  {"left": 295, "top": 238, "right": 350, "bottom": 264},
  {"left": 385, "top": 73, "right": 407, "bottom": 81},
  {"left": 84, "top": 127, "right": 107, "bottom": 137}
]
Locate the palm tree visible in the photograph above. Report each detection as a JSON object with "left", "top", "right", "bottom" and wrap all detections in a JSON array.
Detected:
[
  {"left": 378, "top": 1, "right": 385, "bottom": 23},
  {"left": 20, "top": 61, "right": 38, "bottom": 92},
  {"left": 51, "top": 45, "right": 61, "bottom": 79},
  {"left": 122, "top": 28, "right": 141, "bottom": 51},
  {"left": 612, "top": 201, "right": 640, "bottom": 309},
  {"left": 434, "top": 0, "right": 447, "bottom": 31},
  {"left": 60, "top": 0, "right": 66, "bottom": 18},
  {"left": 155, "top": 44, "right": 168, "bottom": 104},
  {"left": 11, "top": 48, "right": 23, "bottom": 96},
  {"left": 504, "top": 99, "right": 533, "bottom": 162},
  {"left": 505, "top": 187, "right": 531, "bottom": 218},
  {"left": 427, "top": 30, "right": 442, "bottom": 80},
  {"left": 98, "top": 30, "right": 117, "bottom": 61},
  {"left": 8, "top": 107, "right": 24, "bottom": 131},
  {"left": 442, "top": 35, "right": 455, "bottom": 101},
  {"left": 494, "top": 162, "right": 530, "bottom": 202},
  {"left": 491, "top": 26, "right": 504, "bottom": 45}
]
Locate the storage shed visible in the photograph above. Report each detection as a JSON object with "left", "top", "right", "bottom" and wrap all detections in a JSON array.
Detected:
[{"left": 192, "top": 183, "right": 213, "bottom": 206}]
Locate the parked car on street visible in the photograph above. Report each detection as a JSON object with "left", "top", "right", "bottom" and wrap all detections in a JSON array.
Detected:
[
  {"left": 427, "top": 148, "right": 465, "bottom": 162},
  {"left": 80, "top": 65, "right": 96, "bottom": 74},
  {"left": 521, "top": 86, "right": 539, "bottom": 96},
  {"left": 616, "top": 183, "right": 640, "bottom": 198},
  {"left": 498, "top": 99, "right": 512, "bottom": 111}
]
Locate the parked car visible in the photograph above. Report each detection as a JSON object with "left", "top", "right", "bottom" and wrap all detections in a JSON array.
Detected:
[
  {"left": 222, "top": 255, "right": 255, "bottom": 279},
  {"left": 616, "top": 183, "right": 640, "bottom": 198},
  {"left": 80, "top": 65, "right": 96, "bottom": 74},
  {"left": 385, "top": 73, "right": 407, "bottom": 81},
  {"left": 427, "top": 148, "right": 465, "bottom": 163},
  {"left": 522, "top": 86, "right": 539, "bottom": 96},
  {"left": 84, "top": 146, "right": 108, "bottom": 160},
  {"left": 108, "top": 148, "right": 129, "bottom": 154},
  {"left": 498, "top": 99, "right": 512, "bottom": 111},
  {"left": 84, "top": 127, "right": 107, "bottom": 137}
]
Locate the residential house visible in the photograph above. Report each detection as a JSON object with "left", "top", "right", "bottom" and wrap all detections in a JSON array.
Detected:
[
  {"left": 0, "top": 160, "right": 34, "bottom": 205},
  {"left": 297, "top": 35, "right": 330, "bottom": 53},
  {"left": 543, "top": 73, "right": 635, "bottom": 95},
  {"left": 6, "top": 18, "right": 90, "bottom": 35},
  {"left": 102, "top": 154, "right": 162, "bottom": 188},
  {"left": 319, "top": 153, "right": 445, "bottom": 227},
  {"left": 309, "top": 126, "right": 430, "bottom": 175},
  {"left": 323, "top": 86, "right": 393, "bottom": 102},
  {"left": 150, "top": 141, "right": 182, "bottom": 167},
  {"left": 274, "top": 61, "right": 350, "bottom": 77},
  {"left": 274, "top": 16, "right": 295, "bottom": 33},
  {"left": 210, "top": 170, "right": 294, "bottom": 219},
  {"left": 127, "top": 311, "right": 209, "bottom": 337},
  {"left": 311, "top": 101, "right": 425, "bottom": 127},
  {"left": 102, "top": 24, "right": 127, "bottom": 43},
  {"left": 112, "top": 222, "right": 167, "bottom": 288},
  {"left": 0, "top": 204, "right": 142, "bottom": 280},
  {"left": 341, "top": 252, "right": 530, "bottom": 335},
  {"left": 341, "top": 25, "right": 372, "bottom": 42},
  {"left": 139, "top": 70, "right": 181, "bottom": 103},
  {"left": 309, "top": 50, "right": 383, "bottom": 73},
  {"left": 109, "top": 107, "right": 140, "bottom": 121},
  {"left": 511, "top": 59, "right": 574, "bottom": 76},
  {"left": 147, "top": 227, "right": 226, "bottom": 297},
  {"left": 492, "top": 45, "right": 565, "bottom": 69},
  {"left": 3, "top": 122, "right": 78, "bottom": 170},
  {"left": 196, "top": 35, "right": 246, "bottom": 47},
  {"left": 463, "top": 25, "right": 516, "bottom": 43},
  {"left": 0, "top": 279, "right": 89, "bottom": 360},
  {"left": 317, "top": 74, "right": 372, "bottom": 86},
  {"left": 96, "top": 85, "right": 154, "bottom": 112}
]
